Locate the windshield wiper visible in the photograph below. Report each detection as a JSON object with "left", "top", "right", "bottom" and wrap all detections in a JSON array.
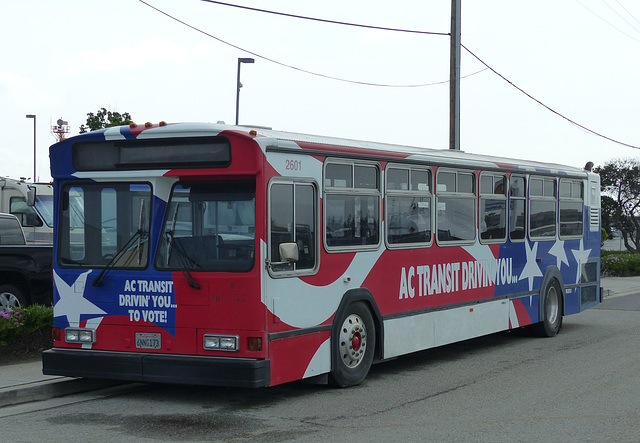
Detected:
[
  {"left": 164, "top": 233, "right": 201, "bottom": 290},
  {"left": 92, "top": 229, "right": 148, "bottom": 287},
  {"left": 163, "top": 203, "right": 201, "bottom": 290},
  {"left": 93, "top": 199, "right": 148, "bottom": 287}
]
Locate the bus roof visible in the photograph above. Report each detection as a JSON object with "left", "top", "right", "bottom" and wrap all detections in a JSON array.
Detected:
[{"left": 52, "top": 122, "right": 592, "bottom": 177}]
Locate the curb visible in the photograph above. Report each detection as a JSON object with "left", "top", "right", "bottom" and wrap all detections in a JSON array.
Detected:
[
  {"left": 603, "top": 288, "right": 640, "bottom": 299},
  {"left": 0, "top": 377, "right": 124, "bottom": 408}
]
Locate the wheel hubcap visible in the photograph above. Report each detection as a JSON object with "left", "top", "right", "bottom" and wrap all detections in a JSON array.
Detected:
[
  {"left": 339, "top": 313, "right": 367, "bottom": 368},
  {"left": 546, "top": 286, "right": 559, "bottom": 324},
  {"left": 0, "top": 292, "right": 20, "bottom": 313}
]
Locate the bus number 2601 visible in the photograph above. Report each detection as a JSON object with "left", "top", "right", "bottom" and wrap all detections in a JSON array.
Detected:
[{"left": 285, "top": 159, "right": 302, "bottom": 171}]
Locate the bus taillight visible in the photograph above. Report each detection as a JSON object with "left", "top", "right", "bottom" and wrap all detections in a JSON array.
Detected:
[{"left": 247, "top": 337, "right": 262, "bottom": 352}]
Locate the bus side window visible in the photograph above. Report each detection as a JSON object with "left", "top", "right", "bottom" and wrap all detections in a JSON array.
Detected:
[
  {"left": 559, "top": 179, "right": 583, "bottom": 238},
  {"left": 324, "top": 161, "right": 380, "bottom": 249},
  {"left": 385, "top": 165, "right": 432, "bottom": 247},
  {"left": 479, "top": 173, "right": 507, "bottom": 243},
  {"left": 529, "top": 176, "right": 557, "bottom": 240},
  {"left": 509, "top": 175, "right": 526, "bottom": 242},
  {"left": 436, "top": 169, "right": 476, "bottom": 244}
]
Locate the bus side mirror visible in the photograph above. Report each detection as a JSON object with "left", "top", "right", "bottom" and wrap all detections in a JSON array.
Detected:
[
  {"left": 279, "top": 242, "right": 299, "bottom": 263},
  {"left": 27, "top": 187, "right": 36, "bottom": 207}
]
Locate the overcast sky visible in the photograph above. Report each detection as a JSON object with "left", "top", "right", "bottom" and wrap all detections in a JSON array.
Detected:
[{"left": 2, "top": 0, "right": 639, "bottom": 181}]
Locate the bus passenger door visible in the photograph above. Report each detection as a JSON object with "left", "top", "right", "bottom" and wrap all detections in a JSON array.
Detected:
[{"left": 267, "top": 180, "right": 318, "bottom": 276}]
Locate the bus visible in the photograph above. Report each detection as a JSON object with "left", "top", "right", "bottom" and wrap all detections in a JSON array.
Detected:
[{"left": 43, "top": 122, "right": 601, "bottom": 388}]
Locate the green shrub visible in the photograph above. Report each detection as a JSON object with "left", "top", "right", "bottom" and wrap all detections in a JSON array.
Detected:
[
  {"left": 20, "top": 304, "right": 53, "bottom": 332},
  {"left": 601, "top": 251, "right": 640, "bottom": 276},
  {"left": 0, "top": 309, "right": 24, "bottom": 346},
  {"left": 0, "top": 304, "right": 53, "bottom": 346}
]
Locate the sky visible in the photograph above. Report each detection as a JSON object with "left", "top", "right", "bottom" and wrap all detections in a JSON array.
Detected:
[{"left": 1, "top": 0, "right": 639, "bottom": 182}]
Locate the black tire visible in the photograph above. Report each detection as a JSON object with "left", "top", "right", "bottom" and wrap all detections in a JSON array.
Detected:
[
  {"left": 330, "top": 301, "right": 376, "bottom": 388},
  {"left": 0, "top": 284, "right": 28, "bottom": 314},
  {"left": 533, "top": 279, "right": 563, "bottom": 337}
]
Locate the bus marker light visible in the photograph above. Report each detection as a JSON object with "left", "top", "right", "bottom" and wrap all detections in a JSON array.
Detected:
[
  {"left": 247, "top": 337, "right": 262, "bottom": 351},
  {"left": 52, "top": 328, "right": 61, "bottom": 341}
]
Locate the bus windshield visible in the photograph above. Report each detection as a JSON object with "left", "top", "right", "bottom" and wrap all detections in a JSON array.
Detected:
[
  {"left": 58, "top": 183, "right": 152, "bottom": 268},
  {"left": 156, "top": 181, "right": 256, "bottom": 272}
]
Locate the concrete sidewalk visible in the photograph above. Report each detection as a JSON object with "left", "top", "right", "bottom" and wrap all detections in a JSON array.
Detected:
[
  {"left": 600, "top": 275, "right": 640, "bottom": 298},
  {"left": 1, "top": 276, "right": 639, "bottom": 409},
  {"left": 0, "top": 359, "right": 121, "bottom": 408}
]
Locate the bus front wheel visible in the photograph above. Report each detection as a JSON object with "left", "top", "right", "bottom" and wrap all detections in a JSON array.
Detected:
[
  {"left": 330, "top": 302, "right": 376, "bottom": 388},
  {"left": 533, "top": 279, "right": 563, "bottom": 337}
]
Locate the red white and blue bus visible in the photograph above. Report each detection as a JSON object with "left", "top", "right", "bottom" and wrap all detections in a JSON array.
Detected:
[{"left": 43, "top": 122, "right": 601, "bottom": 387}]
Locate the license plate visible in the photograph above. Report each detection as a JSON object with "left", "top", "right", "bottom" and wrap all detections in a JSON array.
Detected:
[{"left": 135, "top": 332, "right": 161, "bottom": 349}]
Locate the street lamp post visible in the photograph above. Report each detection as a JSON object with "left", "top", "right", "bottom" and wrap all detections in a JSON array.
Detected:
[
  {"left": 235, "top": 57, "right": 255, "bottom": 125},
  {"left": 25, "top": 114, "right": 36, "bottom": 181}
]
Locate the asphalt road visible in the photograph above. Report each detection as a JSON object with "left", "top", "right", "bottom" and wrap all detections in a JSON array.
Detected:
[{"left": 1, "top": 294, "right": 639, "bottom": 442}]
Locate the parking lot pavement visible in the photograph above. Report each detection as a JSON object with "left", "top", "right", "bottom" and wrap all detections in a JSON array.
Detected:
[{"left": 0, "top": 276, "right": 637, "bottom": 409}]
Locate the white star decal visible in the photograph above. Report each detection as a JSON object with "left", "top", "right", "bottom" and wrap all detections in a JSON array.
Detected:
[
  {"left": 53, "top": 270, "right": 107, "bottom": 327},
  {"left": 519, "top": 241, "right": 543, "bottom": 291},
  {"left": 548, "top": 239, "right": 569, "bottom": 269},
  {"left": 571, "top": 239, "right": 592, "bottom": 284}
]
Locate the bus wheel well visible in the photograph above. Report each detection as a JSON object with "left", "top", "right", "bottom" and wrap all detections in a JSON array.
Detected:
[
  {"left": 0, "top": 272, "right": 29, "bottom": 299},
  {"left": 533, "top": 269, "right": 564, "bottom": 337},
  {"left": 539, "top": 268, "right": 565, "bottom": 318}
]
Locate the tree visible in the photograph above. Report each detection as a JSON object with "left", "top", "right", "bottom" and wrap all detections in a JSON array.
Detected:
[
  {"left": 597, "top": 158, "right": 640, "bottom": 253},
  {"left": 79, "top": 107, "right": 134, "bottom": 133}
]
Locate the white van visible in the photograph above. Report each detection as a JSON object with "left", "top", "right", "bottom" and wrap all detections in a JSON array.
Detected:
[{"left": 0, "top": 177, "right": 53, "bottom": 245}]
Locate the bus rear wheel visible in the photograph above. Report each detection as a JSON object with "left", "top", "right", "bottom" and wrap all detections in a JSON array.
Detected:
[
  {"left": 533, "top": 279, "right": 563, "bottom": 337},
  {"left": 330, "top": 302, "right": 376, "bottom": 388},
  {"left": 0, "top": 284, "right": 27, "bottom": 314}
]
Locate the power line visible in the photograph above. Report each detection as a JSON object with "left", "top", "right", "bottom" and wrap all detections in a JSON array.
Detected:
[
  {"left": 600, "top": 0, "right": 640, "bottom": 34},
  {"left": 200, "top": 0, "right": 449, "bottom": 36},
  {"left": 613, "top": 0, "right": 640, "bottom": 26},
  {"left": 576, "top": 0, "right": 640, "bottom": 44},
  {"left": 139, "top": 0, "right": 483, "bottom": 88},
  {"left": 461, "top": 43, "right": 640, "bottom": 151},
  {"left": 139, "top": 1, "right": 639, "bottom": 150}
]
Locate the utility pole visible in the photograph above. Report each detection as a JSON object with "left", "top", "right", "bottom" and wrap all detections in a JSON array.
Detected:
[
  {"left": 449, "top": 0, "right": 461, "bottom": 150},
  {"left": 26, "top": 114, "right": 37, "bottom": 180}
]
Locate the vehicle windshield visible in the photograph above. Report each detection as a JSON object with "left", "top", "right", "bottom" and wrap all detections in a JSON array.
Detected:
[
  {"left": 156, "top": 181, "right": 256, "bottom": 272},
  {"left": 34, "top": 194, "right": 54, "bottom": 227},
  {"left": 58, "top": 183, "right": 151, "bottom": 268}
]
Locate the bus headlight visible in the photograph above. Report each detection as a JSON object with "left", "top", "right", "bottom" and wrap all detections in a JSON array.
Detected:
[
  {"left": 65, "top": 328, "right": 95, "bottom": 344},
  {"left": 203, "top": 334, "right": 239, "bottom": 351}
]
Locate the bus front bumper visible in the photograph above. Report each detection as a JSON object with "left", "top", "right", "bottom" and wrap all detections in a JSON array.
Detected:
[{"left": 42, "top": 348, "right": 271, "bottom": 388}]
